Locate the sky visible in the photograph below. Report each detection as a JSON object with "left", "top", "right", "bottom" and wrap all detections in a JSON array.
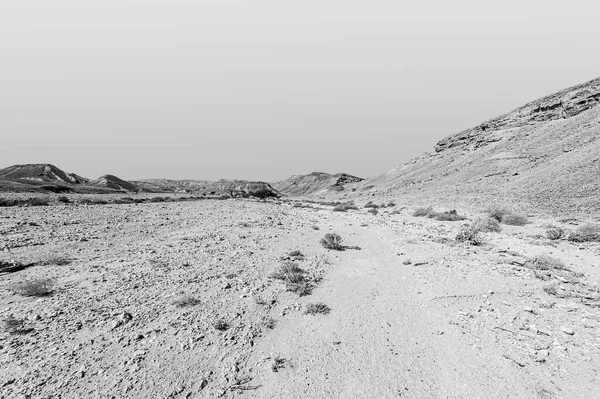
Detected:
[{"left": 1, "top": 0, "right": 599, "bottom": 181}]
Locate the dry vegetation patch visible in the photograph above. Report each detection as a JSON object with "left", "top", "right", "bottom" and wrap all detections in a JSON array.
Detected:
[
  {"left": 320, "top": 233, "right": 345, "bottom": 251},
  {"left": 10, "top": 278, "right": 55, "bottom": 297},
  {"left": 304, "top": 303, "right": 331, "bottom": 315}
]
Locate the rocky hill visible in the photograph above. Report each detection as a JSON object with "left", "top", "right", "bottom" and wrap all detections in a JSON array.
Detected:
[
  {"left": 272, "top": 172, "right": 364, "bottom": 196},
  {"left": 0, "top": 164, "right": 88, "bottom": 184},
  {"left": 0, "top": 164, "right": 143, "bottom": 194},
  {"left": 88, "top": 175, "right": 141, "bottom": 192},
  {"left": 361, "top": 76, "right": 600, "bottom": 215}
]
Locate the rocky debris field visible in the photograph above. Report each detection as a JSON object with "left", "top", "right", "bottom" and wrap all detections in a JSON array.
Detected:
[{"left": 1, "top": 197, "right": 600, "bottom": 398}]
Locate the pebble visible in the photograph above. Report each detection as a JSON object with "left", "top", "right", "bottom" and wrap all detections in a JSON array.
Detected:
[{"left": 559, "top": 326, "right": 575, "bottom": 335}]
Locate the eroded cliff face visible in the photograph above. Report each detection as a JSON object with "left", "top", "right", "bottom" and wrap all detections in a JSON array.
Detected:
[{"left": 434, "top": 78, "right": 600, "bottom": 153}]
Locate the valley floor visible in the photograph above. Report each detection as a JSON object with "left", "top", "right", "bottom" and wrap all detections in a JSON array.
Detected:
[{"left": 1, "top": 198, "right": 599, "bottom": 398}]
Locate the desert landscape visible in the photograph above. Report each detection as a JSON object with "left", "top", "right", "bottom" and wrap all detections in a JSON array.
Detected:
[{"left": 2, "top": 77, "right": 600, "bottom": 398}]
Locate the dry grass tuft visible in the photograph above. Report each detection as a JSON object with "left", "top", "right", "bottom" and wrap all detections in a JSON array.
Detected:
[
  {"left": 10, "top": 278, "right": 55, "bottom": 297},
  {"left": 320, "top": 233, "right": 345, "bottom": 251},
  {"left": 304, "top": 303, "right": 331, "bottom": 315}
]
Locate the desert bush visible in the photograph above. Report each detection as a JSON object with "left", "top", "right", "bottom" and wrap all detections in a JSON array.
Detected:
[
  {"left": 311, "top": 225, "right": 320, "bottom": 230},
  {"left": 486, "top": 206, "right": 512, "bottom": 222},
  {"left": 501, "top": 214, "right": 529, "bottom": 226},
  {"left": 304, "top": 303, "right": 331, "bottom": 315},
  {"left": 37, "top": 256, "right": 71, "bottom": 266},
  {"left": 286, "top": 281, "right": 314, "bottom": 296},
  {"left": 333, "top": 203, "right": 358, "bottom": 212},
  {"left": 10, "top": 278, "right": 55, "bottom": 297},
  {"left": 3, "top": 316, "right": 30, "bottom": 335},
  {"left": 387, "top": 201, "right": 396, "bottom": 207},
  {"left": 173, "top": 295, "right": 201, "bottom": 308},
  {"left": 320, "top": 233, "right": 344, "bottom": 251},
  {"left": 545, "top": 227, "right": 565, "bottom": 240},
  {"left": 264, "top": 317, "right": 276, "bottom": 329},
  {"left": 56, "top": 196, "right": 70, "bottom": 203},
  {"left": 270, "top": 262, "right": 306, "bottom": 284},
  {"left": 568, "top": 223, "right": 600, "bottom": 242},
  {"left": 455, "top": 225, "right": 485, "bottom": 246},
  {"left": 364, "top": 201, "right": 379, "bottom": 209},
  {"left": 213, "top": 320, "right": 229, "bottom": 331},
  {"left": 282, "top": 250, "right": 304, "bottom": 261},
  {"left": 368, "top": 208, "right": 379, "bottom": 215},
  {"left": 431, "top": 210, "right": 466, "bottom": 222},
  {"left": 525, "top": 255, "right": 568, "bottom": 271},
  {"left": 412, "top": 207, "right": 433, "bottom": 217},
  {"left": 472, "top": 216, "right": 501, "bottom": 233}
]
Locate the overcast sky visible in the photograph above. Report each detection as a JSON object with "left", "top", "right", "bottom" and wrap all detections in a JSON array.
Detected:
[{"left": 1, "top": 0, "right": 599, "bottom": 181}]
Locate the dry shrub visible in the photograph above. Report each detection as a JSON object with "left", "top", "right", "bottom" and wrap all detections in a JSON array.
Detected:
[
  {"left": 213, "top": 320, "right": 229, "bottom": 331},
  {"left": 304, "top": 303, "right": 331, "bottom": 315},
  {"left": 37, "top": 256, "right": 71, "bottom": 266},
  {"left": 333, "top": 203, "right": 359, "bottom": 212},
  {"left": 286, "top": 281, "right": 314, "bottom": 296},
  {"left": 364, "top": 202, "right": 379, "bottom": 209},
  {"left": 525, "top": 255, "right": 569, "bottom": 271},
  {"left": 368, "top": 208, "right": 379, "bottom": 215},
  {"left": 568, "top": 223, "right": 600, "bottom": 242},
  {"left": 3, "top": 316, "right": 31, "bottom": 335},
  {"left": 545, "top": 227, "right": 565, "bottom": 240},
  {"left": 472, "top": 216, "right": 501, "bottom": 233},
  {"left": 501, "top": 214, "right": 529, "bottom": 226},
  {"left": 455, "top": 225, "right": 485, "bottom": 246},
  {"left": 271, "top": 262, "right": 305, "bottom": 284},
  {"left": 431, "top": 210, "right": 466, "bottom": 222},
  {"left": 412, "top": 207, "right": 432, "bottom": 217},
  {"left": 486, "top": 206, "right": 512, "bottom": 222},
  {"left": 10, "top": 278, "right": 55, "bottom": 297},
  {"left": 320, "top": 233, "right": 344, "bottom": 251}
]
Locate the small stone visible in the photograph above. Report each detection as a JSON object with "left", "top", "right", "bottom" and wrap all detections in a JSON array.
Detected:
[{"left": 559, "top": 326, "right": 574, "bottom": 335}]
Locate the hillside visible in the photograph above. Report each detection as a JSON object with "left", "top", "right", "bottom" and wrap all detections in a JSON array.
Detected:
[
  {"left": 272, "top": 172, "right": 364, "bottom": 196},
  {"left": 0, "top": 164, "right": 143, "bottom": 194},
  {"left": 88, "top": 175, "right": 141, "bottom": 192},
  {"left": 0, "top": 164, "right": 89, "bottom": 184},
  {"left": 358, "top": 76, "right": 600, "bottom": 216}
]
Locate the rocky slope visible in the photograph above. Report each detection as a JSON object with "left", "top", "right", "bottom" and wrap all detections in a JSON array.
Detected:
[
  {"left": 0, "top": 164, "right": 88, "bottom": 185},
  {"left": 359, "top": 76, "right": 600, "bottom": 216},
  {"left": 0, "top": 164, "right": 144, "bottom": 194},
  {"left": 88, "top": 175, "right": 141, "bottom": 192},
  {"left": 272, "top": 172, "right": 364, "bottom": 196}
]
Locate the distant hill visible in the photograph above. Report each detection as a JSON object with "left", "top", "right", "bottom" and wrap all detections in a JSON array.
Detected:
[
  {"left": 0, "top": 164, "right": 144, "bottom": 193},
  {"left": 272, "top": 172, "right": 364, "bottom": 196},
  {"left": 0, "top": 164, "right": 88, "bottom": 184},
  {"left": 88, "top": 175, "right": 141, "bottom": 192},
  {"left": 360, "top": 76, "right": 600, "bottom": 215}
]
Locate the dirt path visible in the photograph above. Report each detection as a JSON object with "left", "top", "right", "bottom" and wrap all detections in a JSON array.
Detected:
[{"left": 244, "top": 218, "right": 557, "bottom": 399}]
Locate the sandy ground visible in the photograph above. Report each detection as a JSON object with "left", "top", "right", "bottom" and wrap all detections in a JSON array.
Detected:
[{"left": 1, "top": 198, "right": 599, "bottom": 398}]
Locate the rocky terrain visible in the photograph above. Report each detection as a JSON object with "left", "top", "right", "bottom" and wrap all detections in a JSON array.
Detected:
[
  {"left": 272, "top": 172, "right": 364, "bottom": 196},
  {"left": 311, "top": 77, "right": 600, "bottom": 218},
  {"left": 1, "top": 196, "right": 600, "bottom": 398}
]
